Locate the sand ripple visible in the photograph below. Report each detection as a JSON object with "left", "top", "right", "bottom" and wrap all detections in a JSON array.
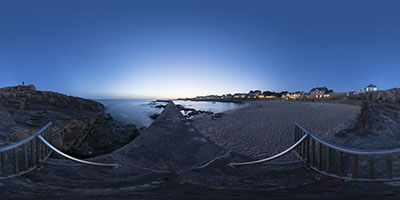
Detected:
[{"left": 193, "top": 101, "right": 361, "bottom": 160}]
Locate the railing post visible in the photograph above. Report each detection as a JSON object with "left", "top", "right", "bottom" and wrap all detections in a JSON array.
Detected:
[
  {"left": 297, "top": 129, "right": 301, "bottom": 156},
  {"left": 326, "top": 147, "right": 331, "bottom": 174},
  {"left": 311, "top": 138, "right": 316, "bottom": 166},
  {"left": 352, "top": 154, "right": 358, "bottom": 179},
  {"left": 36, "top": 137, "right": 41, "bottom": 167},
  {"left": 294, "top": 125, "right": 298, "bottom": 145},
  {"left": 369, "top": 156, "right": 375, "bottom": 180},
  {"left": 41, "top": 133, "right": 45, "bottom": 159},
  {"left": 46, "top": 127, "right": 50, "bottom": 154},
  {"left": 31, "top": 140, "right": 35, "bottom": 166},
  {"left": 24, "top": 143, "right": 29, "bottom": 170},
  {"left": 295, "top": 126, "right": 299, "bottom": 153},
  {"left": 14, "top": 148, "right": 19, "bottom": 175},
  {"left": 49, "top": 123, "right": 53, "bottom": 144},
  {"left": 337, "top": 151, "right": 343, "bottom": 177},
  {"left": 387, "top": 154, "right": 393, "bottom": 180},
  {"left": 1, "top": 152, "right": 7, "bottom": 177},
  {"left": 298, "top": 130, "right": 301, "bottom": 156},
  {"left": 43, "top": 130, "right": 47, "bottom": 156},
  {"left": 302, "top": 131, "right": 306, "bottom": 159},
  {"left": 318, "top": 142, "right": 322, "bottom": 170},
  {"left": 306, "top": 136, "right": 310, "bottom": 166}
]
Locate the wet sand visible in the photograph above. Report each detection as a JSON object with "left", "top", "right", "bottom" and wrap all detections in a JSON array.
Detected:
[{"left": 193, "top": 100, "right": 361, "bottom": 160}]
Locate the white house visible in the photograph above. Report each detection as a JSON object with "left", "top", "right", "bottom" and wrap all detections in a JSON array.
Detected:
[{"left": 364, "top": 84, "right": 378, "bottom": 92}]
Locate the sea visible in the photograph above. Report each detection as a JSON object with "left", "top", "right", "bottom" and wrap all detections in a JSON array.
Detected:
[{"left": 96, "top": 99, "right": 246, "bottom": 129}]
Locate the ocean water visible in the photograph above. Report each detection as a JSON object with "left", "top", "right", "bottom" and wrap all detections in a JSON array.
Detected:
[
  {"left": 173, "top": 100, "right": 246, "bottom": 113},
  {"left": 96, "top": 99, "right": 166, "bottom": 129},
  {"left": 96, "top": 99, "right": 245, "bottom": 128}
]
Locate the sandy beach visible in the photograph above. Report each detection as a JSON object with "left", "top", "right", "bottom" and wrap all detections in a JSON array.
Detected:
[{"left": 193, "top": 100, "right": 361, "bottom": 160}]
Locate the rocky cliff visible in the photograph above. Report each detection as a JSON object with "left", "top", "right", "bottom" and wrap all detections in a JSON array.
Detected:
[{"left": 0, "top": 85, "right": 140, "bottom": 158}]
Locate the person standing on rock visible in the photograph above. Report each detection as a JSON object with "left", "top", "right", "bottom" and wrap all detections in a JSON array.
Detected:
[{"left": 22, "top": 81, "right": 24, "bottom": 85}]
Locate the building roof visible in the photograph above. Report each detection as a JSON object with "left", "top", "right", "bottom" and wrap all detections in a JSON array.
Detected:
[
  {"left": 366, "top": 84, "right": 377, "bottom": 88},
  {"left": 310, "top": 87, "right": 328, "bottom": 92}
]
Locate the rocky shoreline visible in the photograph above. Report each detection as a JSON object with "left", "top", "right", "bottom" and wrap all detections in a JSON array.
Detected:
[
  {"left": 151, "top": 102, "right": 214, "bottom": 119},
  {"left": 0, "top": 85, "right": 140, "bottom": 158}
]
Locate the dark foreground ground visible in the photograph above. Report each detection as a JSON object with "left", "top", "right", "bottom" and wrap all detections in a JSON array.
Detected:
[{"left": 2, "top": 102, "right": 400, "bottom": 200}]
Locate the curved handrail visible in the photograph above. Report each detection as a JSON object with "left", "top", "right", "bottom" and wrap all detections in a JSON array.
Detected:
[
  {"left": 0, "top": 122, "right": 52, "bottom": 152},
  {"left": 38, "top": 135, "right": 120, "bottom": 168},
  {"left": 228, "top": 134, "right": 308, "bottom": 166},
  {"left": 295, "top": 122, "right": 400, "bottom": 155}
]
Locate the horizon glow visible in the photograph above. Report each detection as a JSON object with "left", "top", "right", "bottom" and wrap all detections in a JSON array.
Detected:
[{"left": 1, "top": 0, "right": 400, "bottom": 99}]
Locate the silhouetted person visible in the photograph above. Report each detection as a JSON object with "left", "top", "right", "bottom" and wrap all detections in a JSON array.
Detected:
[{"left": 22, "top": 81, "right": 25, "bottom": 85}]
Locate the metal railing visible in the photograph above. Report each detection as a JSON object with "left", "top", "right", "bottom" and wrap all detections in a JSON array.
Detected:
[
  {"left": 229, "top": 134, "right": 307, "bottom": 166},
  {"left": 295, "top": 122, "right": 400, "bottom": 181},
  {"left": 0, "top": 122, "right": 119, "bottom": 179},
  {"left": 38, "top": 135, "right": 119, "bottom": 168},
  {"left": 0, "top": 122, "right": 53, "bottom": 179},
  {"left": 230, "top": 122, "right": 400, "bottom": 181}
]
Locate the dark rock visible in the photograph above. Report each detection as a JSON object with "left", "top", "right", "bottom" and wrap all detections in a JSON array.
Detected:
[
  {"left": 69, "top": 121, "right": 140, "bottom": 158},
  {"left": 139, "top": 126, "right": 146, "bottom": 132},
  {"left": 0, "top": 84, "right": 36, "bottom": 92},
  {"left": 349, "top": 88, "right": 400, "bottom": 104},
  {"left": 150, "top": 113, "right": 160, "bottom": 120},
  {"left": 0, "top": 85, "right": 140, "bottom": 158},
  {"left": 155, "top": 104, "right": 167, "bottom": 109},
  {"left": 155, "top": 99, "right": 172, "bottom": 103},
  {"left": 175, "top": 104, "right": 214, "bottom": 118},
  {"left": 199, "top": 110, "right": 214, "bottom": 115}
]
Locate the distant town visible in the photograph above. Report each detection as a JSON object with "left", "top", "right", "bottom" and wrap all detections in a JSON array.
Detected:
[{"left": 178, "top": 84, "right": 378, "bottom": 101}]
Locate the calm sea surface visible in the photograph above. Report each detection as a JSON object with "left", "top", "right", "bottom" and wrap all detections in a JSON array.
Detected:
[
  {"left": 96, "top": 99, "right": 245, "bottom": 128},
  {"left": 172, "top": 100, "right": 246, "bottom": 113}
]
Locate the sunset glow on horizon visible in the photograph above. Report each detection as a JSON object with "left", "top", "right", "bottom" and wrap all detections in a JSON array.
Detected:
[{"left": 1, "top": 0, "right": 400, "bottom": 99}]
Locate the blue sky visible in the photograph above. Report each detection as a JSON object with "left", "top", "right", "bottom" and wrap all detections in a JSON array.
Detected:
[{"left": 1, "top": 0, "right": 400, "bottom": 98}]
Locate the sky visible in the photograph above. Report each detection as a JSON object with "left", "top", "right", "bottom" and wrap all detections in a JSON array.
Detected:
[{"left": 1, "top": 0, "right": 400, "bottom": 99}]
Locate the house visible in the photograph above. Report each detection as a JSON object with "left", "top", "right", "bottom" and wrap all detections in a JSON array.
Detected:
[
  {"left": 364, "top": 84, "right": 377, "bottom": 92},
  {"left": 286, "top": 91, "right": 304, "bottom": 99},
  {"left": 307, "top": 87, "right": 333, "bottom": 98},
  {"left": 280, "top": 91, "right": 289, "bottom": 99},
  {"left": 233, "top": 93, "right": 247, "bottom": 98},
  {"left": 247, "top": 90, "right": 261, "bottom": 99},
  {"left": 200, "top": 95, "right": 217, "bottom": 100},
  {"left": 264, "top": 95, "right": 276, "bottom": 99}
]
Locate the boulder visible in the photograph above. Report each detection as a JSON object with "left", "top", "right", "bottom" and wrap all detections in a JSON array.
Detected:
[{"left": 70, "top": 121, "right": 140, "bottom": 158}]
